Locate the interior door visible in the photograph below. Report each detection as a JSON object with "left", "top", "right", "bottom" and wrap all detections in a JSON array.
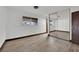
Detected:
[{"left": 72, "top": 11, "right": 79, "bottom": 44}]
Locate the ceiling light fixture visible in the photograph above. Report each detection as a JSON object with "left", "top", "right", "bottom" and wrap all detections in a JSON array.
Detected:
[{"left": 34, "top": 6, "right": 39, "bottom": 9}]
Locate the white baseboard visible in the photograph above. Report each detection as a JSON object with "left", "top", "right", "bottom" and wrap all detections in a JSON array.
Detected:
[{"left": 0, "top": 40, "right": 5, "bottom": 48}]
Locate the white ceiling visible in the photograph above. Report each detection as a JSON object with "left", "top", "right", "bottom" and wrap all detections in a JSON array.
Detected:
[{"left": 7, "top": 6, "right": 79, "bottom": 18}]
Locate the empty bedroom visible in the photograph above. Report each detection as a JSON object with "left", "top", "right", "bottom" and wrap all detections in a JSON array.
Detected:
[{"left": 0, "top": 6, "right": 79, "bottom": 52}]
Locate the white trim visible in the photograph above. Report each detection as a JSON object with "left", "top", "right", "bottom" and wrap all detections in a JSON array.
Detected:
[{"left": 0, "top": 40, "right": 5, "bottom": 48}]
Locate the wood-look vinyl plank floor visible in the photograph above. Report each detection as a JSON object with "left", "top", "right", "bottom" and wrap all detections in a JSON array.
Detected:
[
  {"left": 1, "top": 34, "right": 79, "bottom": 52},
  {"left": 50, "top": 31, "right": 70, "bottom": 40}
]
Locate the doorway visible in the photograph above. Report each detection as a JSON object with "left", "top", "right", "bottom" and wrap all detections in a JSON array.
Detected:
[{"left": 72, "top": 11, "right": 79, "bottom": 44}]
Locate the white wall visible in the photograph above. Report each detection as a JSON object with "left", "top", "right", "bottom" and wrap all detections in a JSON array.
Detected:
[
  {"left": 71, "top": 7, "right": 79, "bottom": 12},
  {"left": 6, "top": 8, "right": 46, "bottom": 39},
  {"left": 57, "top": 9, "right": 70, "bottom": 31},
  {"left": 0, "top": 7, "right": 7, "bottom": 48}
]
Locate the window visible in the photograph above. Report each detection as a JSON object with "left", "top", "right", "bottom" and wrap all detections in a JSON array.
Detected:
[{"left": 23, "top": 16, "right": 38, "bottom": 25}]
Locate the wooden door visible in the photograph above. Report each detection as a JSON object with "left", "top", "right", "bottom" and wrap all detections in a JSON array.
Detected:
[{"left": 72, "top": 11, "right": 79, "bottom": 44}]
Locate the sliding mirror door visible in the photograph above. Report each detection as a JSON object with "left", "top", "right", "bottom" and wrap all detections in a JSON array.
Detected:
[{"left": 49, "top": 9, "right": 70, "bottom": 40}]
